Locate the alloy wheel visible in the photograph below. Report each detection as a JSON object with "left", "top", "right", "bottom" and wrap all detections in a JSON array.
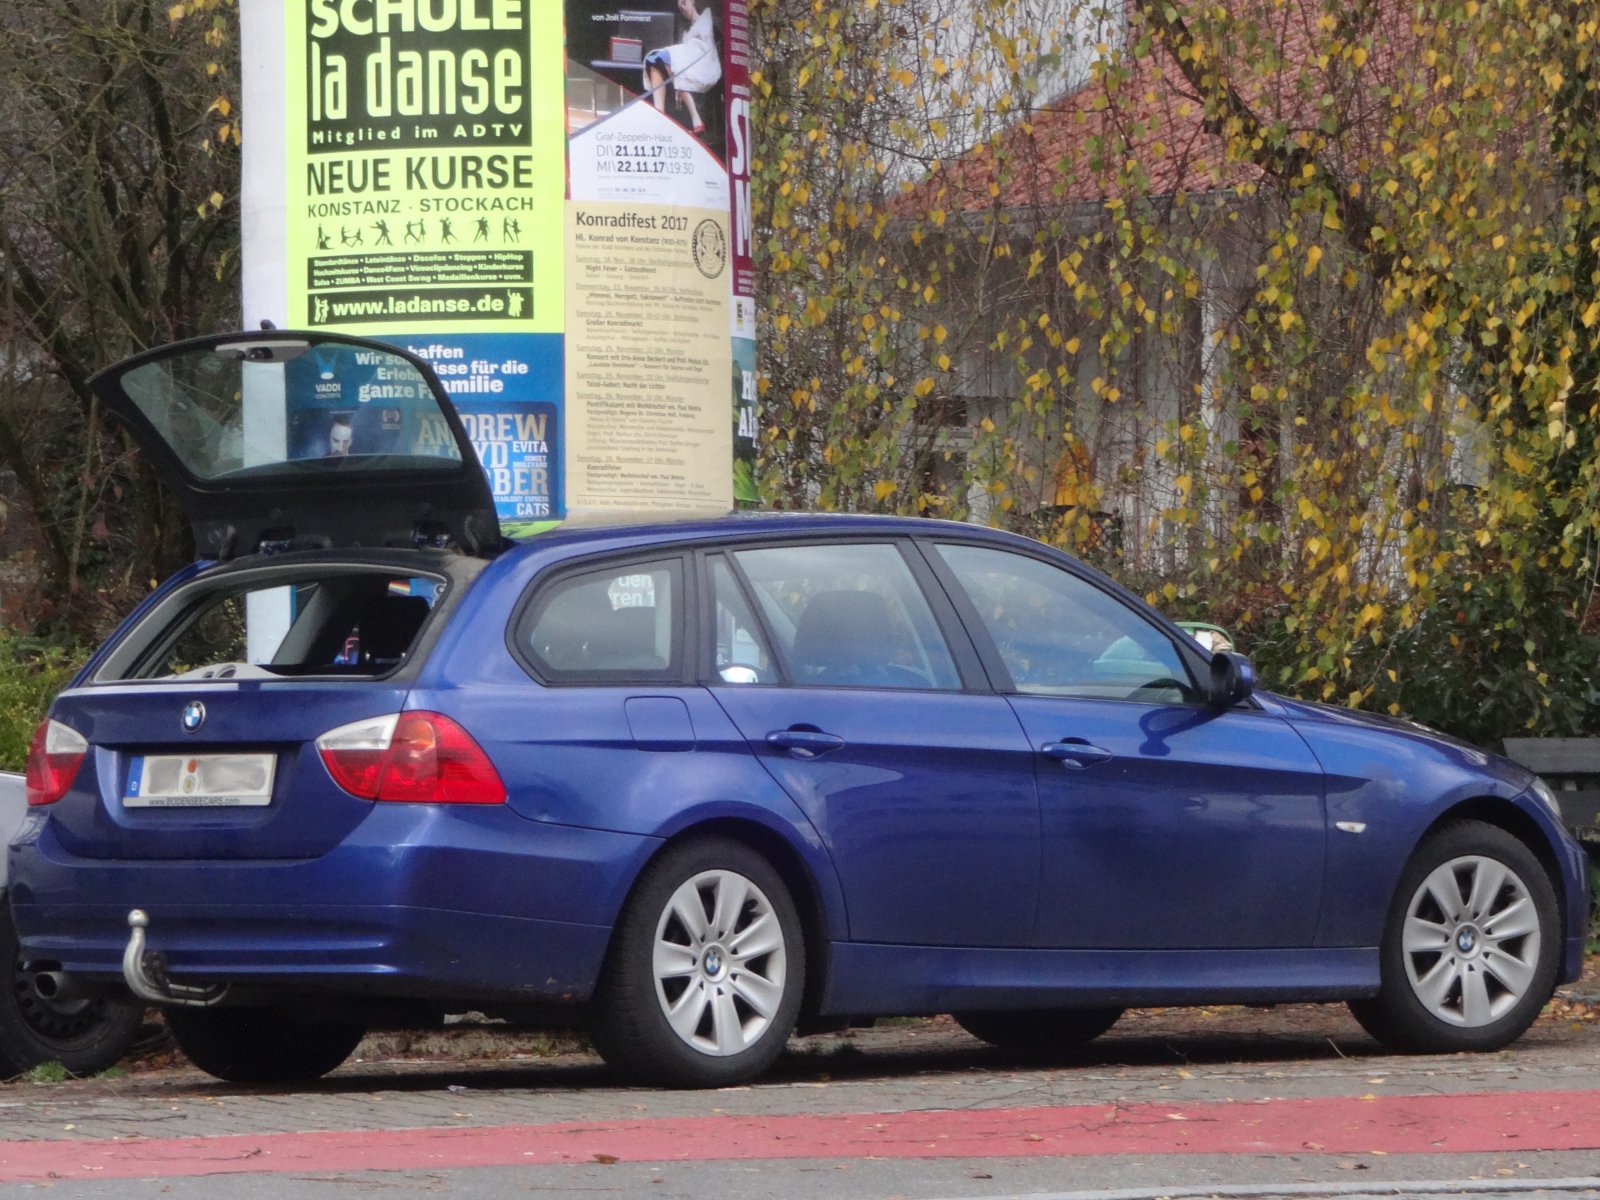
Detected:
[
  {"left": 1402, "top": 854, "right": 1542, "bottom": 1027},
  {"left": 652, "top": 868, "right": 787, "bottom": 1057}
]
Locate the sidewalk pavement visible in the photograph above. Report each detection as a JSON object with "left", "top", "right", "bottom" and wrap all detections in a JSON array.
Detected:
[{"left": 2, "top": 993, "right": 1599, "bottom": 1198}]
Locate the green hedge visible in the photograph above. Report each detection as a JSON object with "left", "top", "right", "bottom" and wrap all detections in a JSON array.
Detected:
[{"left": 0, "top": 636, "right": 87, "bottom": 773}]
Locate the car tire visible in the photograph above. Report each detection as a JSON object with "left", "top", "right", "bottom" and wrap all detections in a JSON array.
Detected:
[
  {"left": 1348, "top": 819, "right": 1560, "bottom": 1055},
  {"left": 166, "top": 1007, "right": 365, "bottom": 1083},
  {"left": 953, "top": 1007, "right": 1123, "bottom": 1053},
  {"left": 0, "top": 902, "right": 144, "bottom": 1080},
  {"left": 590, "top": 837, "right": 805, "bottom": 1088}
]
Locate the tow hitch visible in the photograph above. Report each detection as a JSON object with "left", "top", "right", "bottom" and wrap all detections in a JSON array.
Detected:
[{"left": 122, "top": 910, "right": 229, "bottom": 1008}]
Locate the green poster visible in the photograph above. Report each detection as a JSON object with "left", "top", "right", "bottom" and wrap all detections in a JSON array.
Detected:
[{"left": 286, "top": 0, "right": 565, "bottom": 338}]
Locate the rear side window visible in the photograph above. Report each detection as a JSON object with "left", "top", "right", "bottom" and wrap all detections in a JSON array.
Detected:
[
  {"left": 710, "top": 556, "right": 778, "bottom": 684},
  {"left": 519, "top": 559, "right": 682, "bottom": 683}
]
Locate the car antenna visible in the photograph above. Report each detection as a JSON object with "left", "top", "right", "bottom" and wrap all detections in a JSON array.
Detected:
[{"left": 259, "top": 319, "right": 277, "bottom": 330}]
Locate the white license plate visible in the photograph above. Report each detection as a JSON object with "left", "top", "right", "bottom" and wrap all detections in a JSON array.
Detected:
[{"left": 125, "top": 754, "right": 277, "bottom": 808}]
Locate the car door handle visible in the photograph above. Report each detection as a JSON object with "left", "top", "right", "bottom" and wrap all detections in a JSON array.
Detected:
[
  {"left": 1041, "top": 740, "right": 1113, "bottom": 768},
  {"left": 766, "top": 728, "right": 846, "bottom": 758}
]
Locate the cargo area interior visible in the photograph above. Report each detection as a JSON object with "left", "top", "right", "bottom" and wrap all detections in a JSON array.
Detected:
[{"left": 93, "top": 567, "right": 445, "bottom": 683}]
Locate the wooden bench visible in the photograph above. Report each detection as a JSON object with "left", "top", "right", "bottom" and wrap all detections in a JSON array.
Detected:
[{"left": 1501, "top": 738, "right": 1600, "bottom": 837}]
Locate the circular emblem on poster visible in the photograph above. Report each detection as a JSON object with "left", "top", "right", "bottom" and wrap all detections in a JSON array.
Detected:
[{"left": 692, "top": 219, "right": 727, "bottom": 279}]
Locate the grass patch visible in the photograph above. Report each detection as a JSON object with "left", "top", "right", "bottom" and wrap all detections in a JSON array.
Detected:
[{"left": 22, "top": 1061, "right": 68, "bottom": 1084}]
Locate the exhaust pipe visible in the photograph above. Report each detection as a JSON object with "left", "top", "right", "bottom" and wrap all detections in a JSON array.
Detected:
[{"left": 31, "top": 971, "right": 84, "bottom": 1003}]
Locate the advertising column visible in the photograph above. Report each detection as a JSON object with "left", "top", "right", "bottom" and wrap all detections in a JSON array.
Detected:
[{"left": 247, "top": 0, "right": 746, "bottom": 534}]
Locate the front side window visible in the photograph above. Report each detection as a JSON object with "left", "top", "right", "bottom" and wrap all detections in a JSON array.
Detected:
[
  {"left": 520, "top": 559, "right": 682, "bottom": 682},
  {"left": 733, "top": 542, "right": 960, "bottom": 690},
  {"left": 936, "top": 543, "right": 1197, "bottom": 704}
]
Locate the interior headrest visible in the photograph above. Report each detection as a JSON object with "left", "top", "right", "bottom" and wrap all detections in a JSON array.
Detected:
[{"left": 789, "top": 590, "right": 896, "bottom": 681}]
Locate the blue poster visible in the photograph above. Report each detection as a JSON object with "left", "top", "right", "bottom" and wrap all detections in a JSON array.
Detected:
[{"left": 384, "top": 332, "right": 564, "bottom": 538}]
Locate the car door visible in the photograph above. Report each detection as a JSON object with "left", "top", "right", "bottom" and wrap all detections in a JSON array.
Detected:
[
  {"left": 705, "top": 540, "right": 1041, "bottom": 948},
  {"left": 925, "top": 541, "right": 1327, "bottom": 950}
]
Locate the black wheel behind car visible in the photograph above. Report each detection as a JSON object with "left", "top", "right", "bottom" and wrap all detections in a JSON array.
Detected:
[
  {"left": 166, "top": 1007, "right": 366, "bottom": 1083},
  {"left": 1348, "top": 819, "right": 1560, "bottom": 1055},
  {"left": 953, "top": 1007, "right": 1124, "bottom": 1054},
  {"left": 0, "top": 902, "right": 144, "bottom": 1080},
  {"left": 589, "top": 837, "right": 806, "bottom": 1087}
]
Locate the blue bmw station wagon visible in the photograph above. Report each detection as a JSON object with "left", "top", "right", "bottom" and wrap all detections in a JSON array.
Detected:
[{"left": 6, "top": 332, "right": 1589, "bottom": 1087}]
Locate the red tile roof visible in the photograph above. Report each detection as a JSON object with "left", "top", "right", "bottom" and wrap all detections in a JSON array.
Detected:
[{"left": 918, "top": 0, "right": 1405, "bottom": 213}]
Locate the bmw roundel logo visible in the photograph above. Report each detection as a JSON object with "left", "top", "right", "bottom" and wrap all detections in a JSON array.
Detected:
[{"left": 181, "top": 701, "right": 206, "bottom": 733}]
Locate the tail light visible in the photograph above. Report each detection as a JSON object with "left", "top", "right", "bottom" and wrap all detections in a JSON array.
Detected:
[
  {"left": 315, "top": 711, "right": 505, "bottom": 804},
  {"left": 25, "top": 719, "right": 89, "bottom": 806}
]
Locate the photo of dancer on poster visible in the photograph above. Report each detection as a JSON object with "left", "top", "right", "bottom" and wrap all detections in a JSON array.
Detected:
[
  {"left": 643, "top": 0, "right": 721, "bottom": 137},
  {"left": 566, "top": 0, "right": 726, "bottom": 160}
]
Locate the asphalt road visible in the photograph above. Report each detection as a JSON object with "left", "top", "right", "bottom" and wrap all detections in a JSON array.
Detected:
[{"left": 4, "top": 987, "right": 1600, "bottom": 1200}]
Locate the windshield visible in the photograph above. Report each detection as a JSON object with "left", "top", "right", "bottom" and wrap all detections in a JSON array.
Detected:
[{"left": 116, "top": 339, "right": 463, "bottom": 481}]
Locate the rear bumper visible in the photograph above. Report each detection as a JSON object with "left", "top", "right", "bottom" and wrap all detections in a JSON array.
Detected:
[{"left": 6, "top": 805, "right": 657, "bottom": 1003}]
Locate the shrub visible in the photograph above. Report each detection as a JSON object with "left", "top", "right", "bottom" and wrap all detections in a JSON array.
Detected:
[
  {"left": 1208, "top": 565, "right": 1600, "bottom": 751},
  {"left": 0, "top": 635, "right": 87, "bottom": 773}
]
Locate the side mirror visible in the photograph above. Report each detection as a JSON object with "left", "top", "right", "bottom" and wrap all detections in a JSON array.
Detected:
[{"left": 1208, "top": 651, "right": 1256, "bottom": 708}]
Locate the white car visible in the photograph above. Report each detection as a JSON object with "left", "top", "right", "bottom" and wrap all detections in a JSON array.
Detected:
[{"left": 1, "top": 771, "right": 142, "bottom": 1077}]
